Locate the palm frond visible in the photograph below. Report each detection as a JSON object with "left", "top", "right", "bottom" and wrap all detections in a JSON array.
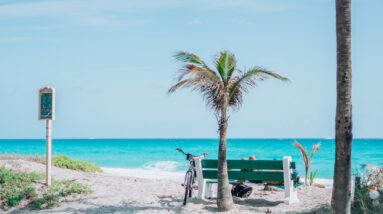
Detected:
[
  {"left": 228, "top": 67, "right": 288, "bottom": 107},
  {"left": 168, "top": 79, "right": 192, "bottom": 94},
  {"left": 170, "top": 51, "right": 288, "bottom": 115},
  {"left": 174, "top": 51, "right": 218, "bottom": 77},
  {"left": 174, "top": 51, "right": 207, "bottom": 66},
  {"left": 310, "top": 143, "right": 320, "bottom": 160},
  {"left": 293, "top": 141, "right": 309, "bottom": 185},
  {"left": 293, "top": 142, "right": 309, "bottom": 170},
  {"left": 177, "top": 64, "right": 219, "bottom": 82},
  {"left": 227, "top": 80, "right": 242, "bottom": 110},
  {"left": 214, "top": 51, "right": 236, "bottom": 84},
  {"left": 170, "top": 53, "right": 226, "bottom": 112}
]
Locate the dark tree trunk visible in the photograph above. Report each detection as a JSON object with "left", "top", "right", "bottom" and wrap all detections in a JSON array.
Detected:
[
  {"left": 217, "top": 100, "right": 234, "bottom": 211},
  {"left": 331, "top": 0, "right": 353, "bottom": 213}
]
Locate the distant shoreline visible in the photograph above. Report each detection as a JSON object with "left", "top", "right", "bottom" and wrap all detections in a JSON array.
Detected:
[
  {"left": 1, "top": 138, "right": 383, "bottom": 140},
  {"left": 102, "top": 167, "right": 334, "bottom": 188}
]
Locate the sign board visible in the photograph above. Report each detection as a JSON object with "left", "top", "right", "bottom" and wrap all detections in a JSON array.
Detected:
[{"left": 39, "top": 87, "right": 55, "bottom": 120}]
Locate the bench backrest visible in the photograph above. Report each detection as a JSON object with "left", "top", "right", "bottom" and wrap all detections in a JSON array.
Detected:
[{"left": 201, "top": 159, "right": 296, "bottom": 181}]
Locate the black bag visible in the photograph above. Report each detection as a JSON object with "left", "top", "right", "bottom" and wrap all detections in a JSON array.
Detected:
[{"left": 231, "top": 184, "right": 253, "bottom": 198}]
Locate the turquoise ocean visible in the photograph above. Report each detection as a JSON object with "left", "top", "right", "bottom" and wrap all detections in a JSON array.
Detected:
[{"left": 0, "top": 139, "right": 382, "bottom": 179}]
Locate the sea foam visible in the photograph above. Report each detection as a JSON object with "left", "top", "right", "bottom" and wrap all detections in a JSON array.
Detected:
[
  {"left": 102, "top": 167, "right": 334, "bottom": 188},
  {"left": 143, "top": 161, "right": 179, "bottom": 171},
  {"left": 102, "top": 161, "right": 183, "bottom": 180},
  {"left": 102, "top": 167, "right": 184, "bottom": 181}
]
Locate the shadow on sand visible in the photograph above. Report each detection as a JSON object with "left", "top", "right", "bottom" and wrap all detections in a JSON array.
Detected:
[
  {"left": 6, "top": 194, "right": 285, "bottom": 214},
  {"left": 234, "top": 198, "right": 284, "bottom": 207}
]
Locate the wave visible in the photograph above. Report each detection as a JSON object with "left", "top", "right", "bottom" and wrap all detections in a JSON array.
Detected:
[
  {"left": 102, "top": 167, "right": 184, "bottom": 181},
  {"left": 102, "top": 161, "right": 183, "bottom": 181},
  {"left": 102, "top": 167, "right": 334, "bottom": 188},
  {"left": 142, "top": 161, "right": 179, "bottom": 171}
]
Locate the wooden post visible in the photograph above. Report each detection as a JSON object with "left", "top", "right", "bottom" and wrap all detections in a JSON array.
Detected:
[
  {"left": 39, "top": 86, "right": 55, "bottom": 187},
  {"left": 46, "top": 119, "right": 52, "bottom": 186}
]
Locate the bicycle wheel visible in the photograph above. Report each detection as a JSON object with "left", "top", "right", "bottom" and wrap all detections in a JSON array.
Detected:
[
  {"left": 188, "top": 170, "right": 194, "bottom": 198},
  {"left": 183, "top": 170, "right": 192, "bottom": 205}
]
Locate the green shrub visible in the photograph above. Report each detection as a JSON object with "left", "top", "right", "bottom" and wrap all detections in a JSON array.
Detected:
[
  {"left": 52, "top": 156, "right": 102, "bottom": 173},
  {"left": 0, "top": 167, "right": 42, "bottom": 208},
  {"left": 31, "top": 180, "right": 91, "bottom": 210},
  {"left": 49, "top": 180, "right": 91, "bottom": 197},
  {"left": 0, "top": 167, "right": 91, "bottom": 210},
  {"left": 30, "top": 194, "right": 60, "bottom": 210},
  {"left": 0, "top": 166, "right": 41, "bottom": 184}
]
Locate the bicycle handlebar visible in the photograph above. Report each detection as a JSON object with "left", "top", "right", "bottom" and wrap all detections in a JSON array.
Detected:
[
  {"left": 176, "top": 148, "right": 208, "bottom": 159},
  {"left": 176, "top": 148, "right": 187, "bottom": 155}
]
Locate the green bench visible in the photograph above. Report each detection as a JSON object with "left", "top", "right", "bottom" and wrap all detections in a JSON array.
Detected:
[{"left": 193, "top": 156, "right": 299, "bottom": 204}]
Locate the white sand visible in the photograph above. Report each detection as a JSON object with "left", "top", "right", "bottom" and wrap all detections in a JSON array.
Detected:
[{"left": 0, "top": 160, "right": 332, "bottom": 214}]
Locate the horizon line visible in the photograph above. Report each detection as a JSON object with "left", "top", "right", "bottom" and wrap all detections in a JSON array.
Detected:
[{"left": 0, "top": 138, "right": 382, "bottom": 140}]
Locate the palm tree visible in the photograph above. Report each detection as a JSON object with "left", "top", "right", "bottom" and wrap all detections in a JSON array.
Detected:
[
  {"left": 169, "top": 51, "right": 288, "bottom": 211},
  {"left": 331, "top": 0, "right": 353, "bottom": 213}
]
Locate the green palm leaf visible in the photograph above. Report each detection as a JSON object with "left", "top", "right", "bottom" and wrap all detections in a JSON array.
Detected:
[
  {"left": 174, "top": 51, "right": 218, "bottom": 77},
  {"left": 228, "top": 67, "right": 288, "bottom": 102},
  {"left": 214, "top": 51, "right": 236, "bottom": 84}
]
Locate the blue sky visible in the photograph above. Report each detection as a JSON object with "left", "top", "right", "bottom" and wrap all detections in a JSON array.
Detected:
[{"left": 0, "top": 0, "right": 382, "bottom": 139}]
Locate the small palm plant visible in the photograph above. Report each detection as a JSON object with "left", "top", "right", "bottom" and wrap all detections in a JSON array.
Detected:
[
  {"left": 293, "top": 141, "right": 320, "bottom": 186},
  {"left": 169, "top": 51, "right": 288, "bottom": 211},
  {"left": 309, "top": 169, "right": 318, "bottom": 186}
]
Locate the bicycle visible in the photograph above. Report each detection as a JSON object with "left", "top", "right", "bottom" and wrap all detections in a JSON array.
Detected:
[{"left": 176, "top": 148, "right": 207, "bottom": 205}]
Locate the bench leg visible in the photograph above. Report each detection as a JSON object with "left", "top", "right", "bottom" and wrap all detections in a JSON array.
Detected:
[
  {"left": 195, "top": 157, "right": 206, "bottom": 200},
  {"left": 197, "top": 179, "right": 206, "bottom": 199},
  {"left": 205, "top": 183, "right": 213, "bottom": 199},
  {"left": 283, "top": 156, "right": 299, "bottom": 204},
  {"left": 284, "top": 184, "right": 299, "bottom": 205}
]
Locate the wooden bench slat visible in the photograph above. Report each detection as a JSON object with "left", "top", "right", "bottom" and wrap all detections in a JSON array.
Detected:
[
  {"left": 202, "top": 170, "right": 285, "bottom": 181},
  {"left": 201, "top": 160, "right": 296, "bottom": 170}
]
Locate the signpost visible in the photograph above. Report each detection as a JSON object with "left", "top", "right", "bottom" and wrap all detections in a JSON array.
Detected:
[{"left": 39, "top": 87, "right": 55, "bottom": 186}]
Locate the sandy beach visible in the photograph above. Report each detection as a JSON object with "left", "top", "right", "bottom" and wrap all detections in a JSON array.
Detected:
[{"left": 0, "top": 159, "right": 332, "bottom": 214}]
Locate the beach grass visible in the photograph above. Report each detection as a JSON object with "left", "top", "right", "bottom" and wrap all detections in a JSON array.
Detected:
[
  {"left": 0, "top": 166, "right": 91, "bottom": 210},
  {"left": 0, "top": 154, "right": 102, "bottom": 173},
  {"left": 31, "top": 180, "right": 91, "bottom": 210},
  {"left": 0, "top": 154, "right": 44, "bottom": 162},
  {"left": 0, "top": 167, "right": 43, "bottom": 207},
  {"left": 52, "top": 155, "right": 102, "bottom": 173}
]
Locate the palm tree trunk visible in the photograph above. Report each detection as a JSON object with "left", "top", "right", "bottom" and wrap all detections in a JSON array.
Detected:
[
  {"left": 331, "top": 0, "right": 352, "bottom": 213},
  {"left": 217, "top": 100, "right": 234, "bottom": 211}
]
